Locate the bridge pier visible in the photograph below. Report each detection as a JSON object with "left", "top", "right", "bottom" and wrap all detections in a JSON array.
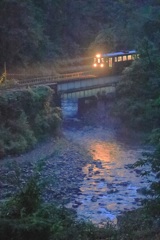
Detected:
[{"left": 78, "top": 96, "right": 97, "bottom": 116}]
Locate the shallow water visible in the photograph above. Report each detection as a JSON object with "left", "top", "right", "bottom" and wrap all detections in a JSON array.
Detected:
[
  {"left": 61, "top": 99, "right": 78, "bottom": 118},
  {"left": 62, "top": 100, "right": 153, "bottom": 225}
]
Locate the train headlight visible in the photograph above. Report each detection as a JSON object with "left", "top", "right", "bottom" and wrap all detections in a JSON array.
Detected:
[
  {"left": 100, "top": 64, "right": 104, "bottom": 67},
  {"left": 93, "top": 63, "right": 97, "bottom": 67},
  {"left": 96, "top": 54, "right": 101, "bottom": 58}
]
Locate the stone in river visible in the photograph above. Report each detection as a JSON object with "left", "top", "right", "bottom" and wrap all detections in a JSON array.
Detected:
[
  {"left": 91, "top": 196, "right": 98, "bottom": 202},
  {"left": 107, "top": 189, "right": 119, "bottom": 194},
  {"left": 100, "top": 178, "right": 105, "bottom": 182}
]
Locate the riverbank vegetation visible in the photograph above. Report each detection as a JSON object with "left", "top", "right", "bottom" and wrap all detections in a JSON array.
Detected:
[
  {"left": 0, "top": 177, "right": 116, "bottom": 240},
  {"left": 109, "top": 1, "right": 160, "bottom": 239},
  {"left": 0, "top": 86, "right": 62, "bottom": 158}
]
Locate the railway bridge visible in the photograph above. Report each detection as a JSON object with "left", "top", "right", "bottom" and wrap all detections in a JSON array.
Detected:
[
  {"left": 53, "top": 74, "right": 121, "bottom": 115},
  {"left": 55, "top": 74, "right": 121, "bottom": 100},
  {"left": 2, "top": 72, "right": 121, "bottom": 100},
  {"left": 1, "top": 72, "right": 121, "bottom": 113}
]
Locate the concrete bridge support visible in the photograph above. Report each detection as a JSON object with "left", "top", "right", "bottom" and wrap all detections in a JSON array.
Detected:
[{"left": 78, "top": 96, "right": 98, "bottom": 116}]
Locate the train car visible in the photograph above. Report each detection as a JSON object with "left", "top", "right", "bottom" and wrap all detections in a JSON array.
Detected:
[{"left": 93, "top": 50, "right": 138, "bottom": 75}]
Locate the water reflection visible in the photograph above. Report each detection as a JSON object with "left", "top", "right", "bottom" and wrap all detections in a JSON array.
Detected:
[
  {"left": 90, "top": 141, "right": 123, "bottom": 164},
  {"left": 65, "top": 126, "right": 151, "bottom": 225},
  {"left": 61, "top": 99, "right": 78, "bottom": 118}
]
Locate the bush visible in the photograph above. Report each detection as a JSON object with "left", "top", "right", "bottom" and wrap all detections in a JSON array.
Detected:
[
  {"left": 0, "top": 169, "right": 117, "bottom": 240},
  {"left": 0, "top": 86, "right": 62, "bottom": 158}
]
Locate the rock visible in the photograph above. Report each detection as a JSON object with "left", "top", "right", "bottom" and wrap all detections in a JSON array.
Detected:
[
  {"left": 137, "top": 187, "right": 148, "bottom": 195},
  {"left": 88, "top": 174, "right": 93, "bottom": 177},
  {"left": 97, "top": 210, "right": 102, "bottom": 214},
  {"left": 107, "top": 189, "right": 119, "bottom": 194},
  {"left": 91, "top": 196, "right": 98, "bottom": 202},
  {"left": 94, "top": 161, "right": 103, "bottom": 169},
  {"left": 107, "top": 183, "right": 113, "bottom": 188},
  {"left": 117, "top": 182, "right": 130, "bottom": 187},
  {"left": 99, "top": 193, "right": 104, "bottom": 197},
  {"left": 100, "top": 178, "right": 105, "bottom": 182},
  {"left": 88, "top": 166, "right": 93, "bottom": 172},
  {"left": 134, "top": 169, "right": 142, "bottom": 174},
  {"left": 72, "top": 204, "right": 79, "bottom": 208},
  {"left": 116, "top": 198, "right": 123, "bottom": 201},
  {"left": 74, "top": 200, "right": 82, "bottom": 206},
  {"left": 98, "top": 203, "right": 106, "bottom": 207},
  {"left": 124, "top": 164, "right": 133, "bottom": 169},
  {"left": 134, "top": 198, "right": 141, "bottom": 203}
]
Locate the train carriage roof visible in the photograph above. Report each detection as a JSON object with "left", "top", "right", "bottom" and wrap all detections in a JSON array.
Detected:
[{"left": 102, "top": 50, "right": 136, "bottom": 57}]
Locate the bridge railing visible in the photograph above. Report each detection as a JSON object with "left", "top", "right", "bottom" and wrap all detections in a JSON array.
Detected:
[{"left": 1, "top": 71, "right": 95, "bottom": 89}]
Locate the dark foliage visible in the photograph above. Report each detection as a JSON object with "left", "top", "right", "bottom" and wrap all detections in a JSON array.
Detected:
[
  {"left": 0, "top": 86, "right": 62, "bottom": 158},
  {"left": 0, "top": 0, "right": 160, "bottom": 70}
]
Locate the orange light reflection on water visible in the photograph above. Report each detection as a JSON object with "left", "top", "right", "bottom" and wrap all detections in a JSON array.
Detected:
[{"left": 89, "top": 141, "right": 123, "bottom": 165}]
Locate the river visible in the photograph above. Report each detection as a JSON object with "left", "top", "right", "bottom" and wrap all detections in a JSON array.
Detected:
[{"left": 62, "top": 99, "right": 153, "bottom": 225}]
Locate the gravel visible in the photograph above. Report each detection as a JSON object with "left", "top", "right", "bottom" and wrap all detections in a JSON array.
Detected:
[{"left": 0, "top": 137, "right": 93, "bottom": 205}]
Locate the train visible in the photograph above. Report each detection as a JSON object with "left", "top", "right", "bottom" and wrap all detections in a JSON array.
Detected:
[{"left": 93, "top": 50, "right": 138, "bottom": 75}]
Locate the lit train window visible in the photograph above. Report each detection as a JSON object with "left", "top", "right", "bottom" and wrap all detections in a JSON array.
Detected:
[
  {"left": 109, "top": 58, "right": 112, "bottom": 68},
  {"left": 128, "top": 55, "right": 132, "bottom": 60},
  {"left": 123, "top": 56, "right": 127, "bottom": 61},
  {"left": 101, "top": 58, "right": 104, "bottom": 63},
  {"left": 98, "top": 58, "right": 100, "bottom": 63},
  {"left": 118, "top": 56, "right": 122, "bottom": 62},
  {"left": 115, "top": 57, "right": 117, "bottom": 62}
]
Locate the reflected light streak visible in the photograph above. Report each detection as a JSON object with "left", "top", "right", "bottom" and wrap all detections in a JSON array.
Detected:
[{"left": 89, "top": 141, "right": 122, "bottom": 164}]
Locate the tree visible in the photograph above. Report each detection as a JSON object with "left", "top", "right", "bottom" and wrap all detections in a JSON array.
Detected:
[{"left": 0, "top": 0, "right": 46, "bottom": 68}]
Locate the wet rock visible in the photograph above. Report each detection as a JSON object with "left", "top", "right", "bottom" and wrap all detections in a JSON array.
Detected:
[
  {"left": 107, "top": 189, "right": 119, "bottom": 194},
  {"left": 100, "top": 178, "right": 105, "bottom": 182},
  {"left": 72, "top": 204, "right": 79, "bottom": 208},
  {"left": 134, "top": 169, "right": 142, "bottom": 175},
  {"left": 116, "top": 198, "right": 123, "bottom": 201},
  {"left": 98, "top": 203, "right": 106, "bottom": 206},
  {"left": 124, "top": 164, "right": 133, "bottom": 169},
  {"left": 107, "top": 183, "right": 113, "bottom": 188},
  {"left": 98, "top": 193, "right": 104, "bottom": 197},
  {"left": 88, "top": 174, "right": 93, "bottom": 177},
  {"left": 124, "top": 208, "right": 129, "bottom": 211},
  {"left": 88, "top": 166, "right": 93, "bottom": 172},
  {"left": 94, "top": 170, "right": 100, "bottom": 175},
  {"left": 94, "top": 161, "right": 103, "bottom": 169},
  {"left": 94, "top": 179, "right": 101, "bottom": 183},
  {"left": 97, "top": 210, "right": 102, "bottom": 214},
  {"left": 137, "top": 187, "right": 148, "bottom": 195},
  {"left": 91, "top": 196, "right": 98, "bottom": 202},
  {"left": 117, "top": 182, "right": 130, "bottom": 187},
  {"left": 0, "top": 183, "right": 9, "bottom": 188},
  {"left": 74, "top": 200, "right": 82, "bottom": 206}
]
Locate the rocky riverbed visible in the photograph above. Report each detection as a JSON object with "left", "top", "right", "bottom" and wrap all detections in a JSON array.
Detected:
[
  {"left": 0, "top": 100, "right": 154, "bottom": 226},
  {"left": 62, "top": 100, "right": 154, "bottom": 225},
  {"left": 0, "top": 138, "right": 93, "bottom": 205}
]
